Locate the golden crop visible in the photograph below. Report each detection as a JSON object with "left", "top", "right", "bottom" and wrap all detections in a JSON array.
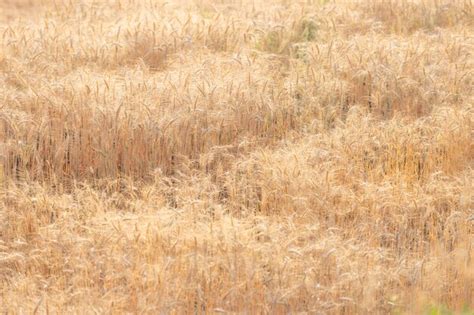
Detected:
[{"left": 0, "top": 0, "right": 472, "bottom": 313}]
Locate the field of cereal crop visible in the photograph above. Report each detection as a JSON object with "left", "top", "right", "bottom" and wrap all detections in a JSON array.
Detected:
[{"left": 0, "top": 0, "right": 473, "bottom": 313}]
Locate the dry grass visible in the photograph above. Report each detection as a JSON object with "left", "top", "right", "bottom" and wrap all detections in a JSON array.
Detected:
[{"left": 0, "top": 0, "right": 473, "bottom": 313}]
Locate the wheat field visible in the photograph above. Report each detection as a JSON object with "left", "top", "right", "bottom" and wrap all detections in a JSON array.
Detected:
[{"left": 0, "top": 0, "right": 473, "bottom": 313}]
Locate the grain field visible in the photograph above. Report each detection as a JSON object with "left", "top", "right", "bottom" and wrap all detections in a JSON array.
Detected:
[{"left": 0, "top": 0, "right": 473, "bottom": 313}]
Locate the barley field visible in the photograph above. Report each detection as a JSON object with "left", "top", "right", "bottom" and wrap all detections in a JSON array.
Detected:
[{"left": 0, "top": 0, "right": 473, "bottom": 313}]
